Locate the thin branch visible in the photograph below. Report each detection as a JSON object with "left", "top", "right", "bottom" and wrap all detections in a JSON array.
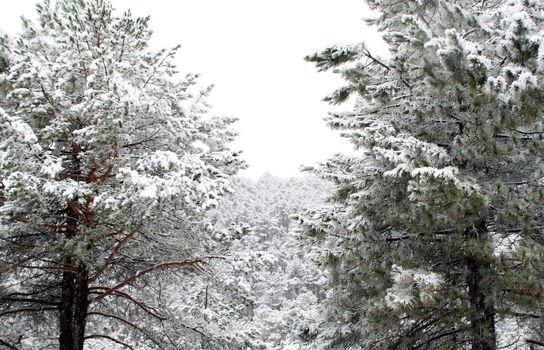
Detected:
[
  {"left": 88, "top": 312, "right": 163, "bottom": 348},
  {"left": 0, "top": 256, "right": 41, "bottom": 276},
  {"left": 90, "top": 258, "right": 208, "bottom": 304},
  {"left": 84, "top": 334, "right": 134, "bottom": 350},
  {"left": 0, "top": 307, "right": 57, "bottom": 317},
  {"left": 204, "top": 285, "right": 208, "bottom": 309},
  {"left": 494, "top": 134, "right": 535, "bottom": 140},
  {"left": 142, "top": 50, "right": 171, "bottom": 88},
  {"left": 526, "top": 339, "right": 544, "bottom": 347},
  {"left": 122, "top": 130, "right": 160, "bottom": 148},
  {"left": 504, "top": 225, "right": 544, "bottom": 233},
  {"left": 507, "top": 311, "right": 542, "bottom": 319},
  {"left": 463, "top": 28, "right": 478, "bottom": 38},
  {"left": 508, "top": 128, "right": 544, "bottom": 136},
  {"left": 0, "top": 338, "right": 21, "bottom": 350},
  {"left": 362, "top": 48, "right": 413, "bottom": 89},
  {"left": 363, "top": 48, "right": 390, "bottom": 70},
  {"left": 89, "top": 225, "right": 141, "bottom": 283},
  {"left": 0, "top": 285, "right": 59, "bottom": 298},
  {"left": 0, "top": 297, "right": 59, "bottom": 306},
  {"left": 90, "top": 227, "right": 126, "bottom": 244},
  {"left": 0, "top": 236, "right": 39, "bottom": 249},
  {"left": 89, "top": 288, "right": 166, "bottom": 320},
  {"left": 413, "top": 329, "right": 462, "bottom": 349},
  {"left": 19, "top": 265, "right": 76, "bottom": 273},
  {"left": 40, "top": 84, "right": 61, "bottom": 116},
  {"left": 175, "top": 321, "right": 207, "bottom": 338},
  {"left": 388, "top": 315, "right": 438, "bottom": 349},
  {"left": 385, "top": 235, "right": 413, "bottom": 242}
]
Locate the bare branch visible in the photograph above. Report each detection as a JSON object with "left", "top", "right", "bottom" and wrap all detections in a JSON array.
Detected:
[
  {"left": 413, "top": 329, "right": 462, "bottom": 349},
  {"left": 363, "top": 48, "right": 391, "bottom": 71},
  {"left": 122, "top": 130, "right": 160, "bottom": 148},
  {"left": 90, "top": 258, "right": 209, "bottom": 304},
  {"left": 0, "top": 307, "right": 58, "bottom": 317},
  {"left": 89, "top": 287, "right": 166, "bottom": 320},
  {"left": 89, "top": 225, "right": 141, "bottom": 283},
  {"left": 362, "top": 48, "right": 412, "bottom": 89},
  {"left": 19, "top": 265, "right": 76, "bottom": 273},
  {"left": 0, "top": 255, "right": 42, "bottom": 276},
  {"left": 88, "top": 312, "right": 163, "bottom": 348},
  {"left": 526, "top": 339, "right": 544, "bottom": 347},
  {"left": 0, "top": 297, "right": 59, "bottom": 306},
  {"left": 84, "top": 334, "right": 134, "bottom": 350}
]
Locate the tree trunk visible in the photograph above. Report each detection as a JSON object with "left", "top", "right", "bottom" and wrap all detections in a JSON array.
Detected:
[
  {"left": 465, "top": 221, "right": 496, "bottom": 350},
  {"left": 59, "top": 198, "right": 89, "bottom": 350},
  {"left": 59, "top": 264, "right": 89, "bottom": 350}
]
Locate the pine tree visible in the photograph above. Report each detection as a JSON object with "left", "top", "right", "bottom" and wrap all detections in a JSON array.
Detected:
[
  {"left": 297, "top": 0, "right": 544, "bottom": 349},
  {"left": 0, "top": 1, "right": 244, "bottom": 349}
]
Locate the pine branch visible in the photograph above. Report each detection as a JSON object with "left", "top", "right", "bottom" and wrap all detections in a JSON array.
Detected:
[
  {"left": 0, "top": 297, "right": 59, "bottom": 306},
  {"left": 84, "top": 334, "right": 135, "bottom": 350},
  {"left": 121, "top": 130, "right": 161, "bottom": 148},
  {"left": 18, "top": 264, "right": 76, "bottom": 273},
  {"left": 89, "top": 225, "right": 141, "bottom": 283},
  {"left": 0, "top": 255, "right": 42, "bottom": 276},
  {"left": 89, "top": 287, "right": 166, "bottom": 320},
  {"left": 88, "top": 312, "right": 163, "bottom": 348},
  {"left": 388, "top": 315, "right": 439, "bottom": 349},
  {"left": 413, "top": 329, "right": 463, "bottom": 349},
  {"left": 362, "top": 48, "right": 412, "bottom": 89},
  {"left": 526, "top": 339, "right": 544, "bottom": 348},
  {"left": 90, "top": 258, "right": 209, "bottom": 304},
  {"left": 0, "top": 306, "right": 58, "bottom": 317},
  {"left": 0, "top": 338, "right": 20, "bottom": 350},
  {"left": 507, "top": 311, "right": 542, "bottom": 319},
  {"left": 362, "top": 48, "right": 390, "bottom": 71},
  {"left": 174, "top": 320, "right": 207, "bottom": 338},
  {"left": 142, "top": 48, "right": 173, "bottom": 88}
]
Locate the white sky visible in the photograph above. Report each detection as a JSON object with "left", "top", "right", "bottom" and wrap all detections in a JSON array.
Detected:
[{"left": 0, "top": 0, "right": 387, "bottom": 179}]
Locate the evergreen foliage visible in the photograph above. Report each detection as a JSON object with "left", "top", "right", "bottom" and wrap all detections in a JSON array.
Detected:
[{"left": 297, "top": 0, "right": 544, "bottom": 349}]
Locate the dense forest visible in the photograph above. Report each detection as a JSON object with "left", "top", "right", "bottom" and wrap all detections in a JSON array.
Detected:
[{"left": 1, "top": 0, "right": 543, "bottom": 349}]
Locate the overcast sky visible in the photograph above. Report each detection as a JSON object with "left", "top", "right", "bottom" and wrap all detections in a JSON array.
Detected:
[{"left": 0, "top": 0, "right": 387, "bottom": 179}]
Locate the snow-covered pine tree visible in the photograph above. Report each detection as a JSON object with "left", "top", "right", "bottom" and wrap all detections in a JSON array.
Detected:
[
  {"left": 0, "top": 1, "right": 244, "bottom": 349},
  {"left": 297, "top": 0, "right": 544, "bottom": 349}
]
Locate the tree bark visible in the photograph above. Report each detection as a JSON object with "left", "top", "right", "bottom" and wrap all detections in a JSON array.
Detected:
[
  {"left": 59, "top": 196, "right": 89, "bottom": 350},
  {"left": 465, "top": 220, "right": 496, "bottom": 350},
  {"left": 59, "top": 264, "right": 89, "bottom": 350}
]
